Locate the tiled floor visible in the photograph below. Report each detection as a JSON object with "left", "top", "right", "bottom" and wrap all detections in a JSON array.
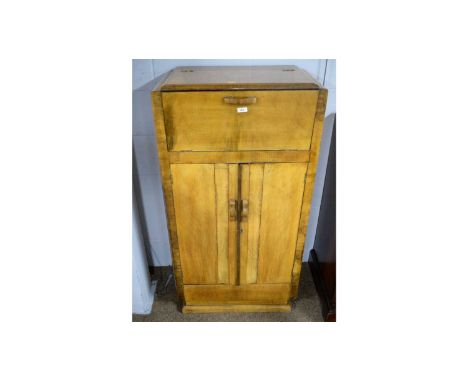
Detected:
[{"left": 133, "top": 263, "right": 323, "bottom": 322}]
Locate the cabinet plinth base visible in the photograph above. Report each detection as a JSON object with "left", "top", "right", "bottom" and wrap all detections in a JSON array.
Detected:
[{"left": 182, "top": 304, "right": 291, "bottom": 314}]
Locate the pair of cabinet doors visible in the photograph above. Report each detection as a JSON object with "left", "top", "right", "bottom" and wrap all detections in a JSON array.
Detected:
[{"left": 170, "top": 162, "right": 307, "bottom": 305}]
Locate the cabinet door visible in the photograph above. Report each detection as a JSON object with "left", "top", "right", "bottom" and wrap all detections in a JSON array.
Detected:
[
  {"left": 239, "top": 163, "right": 308, "bottom": 284},
  {"left": 171, "top": 163, "right": 238, "bottom": 285}
]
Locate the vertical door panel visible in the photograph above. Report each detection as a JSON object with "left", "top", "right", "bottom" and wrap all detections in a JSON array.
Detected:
[
  {"left": 228, "top": 164, "right": 239, "bottom": 285},
  {"left": 239, "top": 165, "right": 249, "bottom": 284},
  {"left": 240, "top": 164, "right": 264, "bottom": 284},
  {"left": 254, "top": 163, "right": 308, "bottom": 284},
  {"left": 215, "top": 164, "right": 229, "bottom": 284},
  {"left": 171, "top": 164, "right": 231, "bottom": 285}
]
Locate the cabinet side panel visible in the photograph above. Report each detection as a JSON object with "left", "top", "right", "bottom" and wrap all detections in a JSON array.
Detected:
[
  {"left": 257, "top": 163, "right": 308, "bottom": 283},
  {"left": 215, "top": 164, "right": 229, "bottom": 284},
  {"left": 171, "top": 164, "right": 218, "bottom": 284},
  {"left": 151, "top": 91, "right": 185, "bottom": 302}
]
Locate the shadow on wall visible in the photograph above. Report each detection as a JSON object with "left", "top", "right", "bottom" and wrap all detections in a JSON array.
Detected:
[
  {"left": 132, "top": 75, "right": 167, "bottom": 268},
  {"left": 135, "top": 77, "right": 159, "bottom": 92},
  {"left": 303, "top": 111, "right": 336, "bottom": 257},
  {"left": 133, "top": 146, "right": 154, "bottom": 268}
]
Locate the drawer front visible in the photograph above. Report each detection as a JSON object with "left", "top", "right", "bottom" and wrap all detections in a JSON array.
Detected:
[{"left": 162, "top": 90, "right": 318, "bottom": 152}]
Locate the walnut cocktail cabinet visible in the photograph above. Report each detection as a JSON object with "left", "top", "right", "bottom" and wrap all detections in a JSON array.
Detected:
[{"left": 151, "top": 66, "right": 327, "bottom": 313}]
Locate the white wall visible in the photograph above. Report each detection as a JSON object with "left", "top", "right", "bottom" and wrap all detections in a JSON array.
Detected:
[
  {"left": 132, "top": 182, "right": 156, "bottom": 314},
  {"left": 132, "top": 59, "right": 336, "bottom": 266}
]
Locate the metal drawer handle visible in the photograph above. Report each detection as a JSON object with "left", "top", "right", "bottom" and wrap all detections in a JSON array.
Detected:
[
  {"left": 229, "top": 200, "right": 238, "bottom": 220},
  {"left": 229, "top": 199, "right": 248, "bottom": 221},
  {"left": 223, "top": 96, "right": 257, "bottom": 105},
  {"left": 240, "top": 199, "right": 249, "bottom": 220}
]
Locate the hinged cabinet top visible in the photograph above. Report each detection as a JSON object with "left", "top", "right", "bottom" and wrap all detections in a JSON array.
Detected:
[{"left": 154, "top": 65, "right": 322, "bottom": 91}]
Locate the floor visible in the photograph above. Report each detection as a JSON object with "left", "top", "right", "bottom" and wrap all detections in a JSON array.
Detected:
[{"left": 132, "top": 263, "right": 323, "bottom": 322}]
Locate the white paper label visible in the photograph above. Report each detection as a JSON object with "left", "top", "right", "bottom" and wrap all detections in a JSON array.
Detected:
[{"left": 237, "top": 107, "right": 248, "bottom": 113}]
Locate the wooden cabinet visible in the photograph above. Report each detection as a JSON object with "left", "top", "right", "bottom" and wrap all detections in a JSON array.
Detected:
[{"left": 152, "top": 66, "right": 327, "bottom": 313}]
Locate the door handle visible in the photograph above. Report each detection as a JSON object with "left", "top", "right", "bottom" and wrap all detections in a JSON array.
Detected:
[
  {"left": 229, "top": 200, "right": 238, "bottom": 220},
  {"left": 240, "top": 200, "right": 249, "bottom": 220},
  {"left": 223, "top": 96, "right": 257, "bottom": 105}
]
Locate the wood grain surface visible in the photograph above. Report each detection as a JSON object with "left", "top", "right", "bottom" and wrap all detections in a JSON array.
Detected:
[
  {"left": 215, "top": 164, "right": 229, "bottom": 284},
  {"left": 184, "top": 283, "right": 291, "bottom": 305},
  {"left": 256, "top": 163, "right": 308, "bottom": 283},
  {"left": 162, "top": 90, "right": 318, "bottom": 151},
  {"left": 158, "top": 65, "right": 320, "bottom": 91},
  {"left": 171, "top": 164, "right": 219, "bottom": 284}
]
